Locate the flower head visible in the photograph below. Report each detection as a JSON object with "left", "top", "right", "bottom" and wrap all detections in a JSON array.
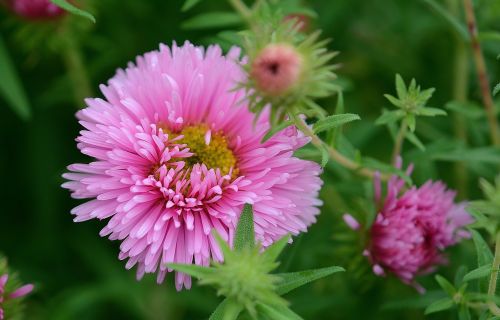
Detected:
[
  {"left": 0, "top": 256, "right": 33, "bottom": 320},
  {"left": 243, "top": 7, "right": 339, "bottom": 125},
  {"left": 62, "top": 42, "right": 323, "bottom": 290},
  {"left": 365, "top": 161, "right": 472, "bottom": 291},
  {"left": 5, "top": 0, "right": 64, "bottom": 20}
]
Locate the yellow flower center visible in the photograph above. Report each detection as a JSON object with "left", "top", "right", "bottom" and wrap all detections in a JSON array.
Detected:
[{"left": 161, "top": 124, "right": 239, "bottom": 178}]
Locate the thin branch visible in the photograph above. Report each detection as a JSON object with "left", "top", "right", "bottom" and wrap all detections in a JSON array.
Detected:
[
  {"left": 292, "top": 115, "right": 390, "bottom": 181},
  {"left": 391, "top": 121, "right": 408, "bottom": 163},
  {"left": 463, "top": 0, "right": 500, "bottom": 146}
]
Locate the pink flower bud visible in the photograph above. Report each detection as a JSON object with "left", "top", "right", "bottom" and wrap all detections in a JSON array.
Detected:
[
  {"left": 6, "top": 0, "right": 65, "bottom": 20},
  {"left": 251, "top": 43, "right": 303, "bottom": 96}
]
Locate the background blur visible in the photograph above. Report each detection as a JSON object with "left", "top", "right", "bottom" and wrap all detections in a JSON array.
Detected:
[{"left": 1, "top": 0, "right": 500, "bottom": 319}]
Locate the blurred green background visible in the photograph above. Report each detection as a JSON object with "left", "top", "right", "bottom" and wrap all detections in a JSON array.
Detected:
[{"left": 1, "top": 0, "right": 500, "bottom": 319}]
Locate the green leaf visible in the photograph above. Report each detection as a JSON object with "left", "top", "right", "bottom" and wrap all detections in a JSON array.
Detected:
[
  {"left": 320, "top": 145, "right": 329, "bottom": 167},
  {"left": 275, "top": 266, "right": 345, "bottom": 295},
  {"left": 417, "top": 107, "right": 447, "bottom": 117},
  {"left": 375, "top": 110, "right": 405, "bottom": 126},
  {"left": 493, "top": 83, "right": 500, "bottom": 96},
  {"left": 182, "top": 0, "right": 202, "bottom": 11},
  {"left": 405, "top": 114, "right": 416, "bottom": 132},
  {"left": 405, "top": 131, "right": 425, "bottom": 151},
  {"left": 50, "top": 0, "right": 95, "bottom": 23},
  {"left": 424, "top": 297, "right": 454, "bottom": 315},
  {"left": 181, "top": 12, "right": 243, "bottom": 30},
  {"left": 445, "top": 101, "right": 484, "bottom": 119},
  {"left": 0, "top": 36, "right": 31, "bottom": 120},
  {"left": 262, "top": 120, "right": 294, "bottom": 142},
  {"left": 263, "top": 235, "right": 290, "bottom": 263},
  {"left": 312, "top": 113, "right": 360, "bottom": 134},
  {"left": 395, "top": 74, "right": 407, "bottom": 99},
  {"left": 471, "top": 230, "right": 494, "bottom": 266},
  {"left": 209, "top": 298, "right": 243, "bottom": 320},
  {"left": 384, "top": 94, "right": 403, "bottom": 108},
  {"left": 471, "top": 230, "right": 494, "bottom": 291},
  {"left": 463, "top": 264, "right": 492, "bottom": 282},
  {"left": 234, "top": 204, "right": 255, "bottom": 251},
  {"left": 166, "top": 263, "right": 215, "bottom": 279},
  {"left": 435, "top": 275, "right": 456, "bottom": 296},
  {"left": 257, "top": 303, "right": 303, "bottom": 320}
]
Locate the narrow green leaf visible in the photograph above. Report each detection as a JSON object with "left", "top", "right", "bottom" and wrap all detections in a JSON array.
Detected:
[
  {"left": 405, "top": 114, "right": 416, "bottom": 132},
  {"left": 471, "top": 230, "right": 494, "bottom": 291},
  {"left": 262, "top": 120, "right": 294, "bottom": 142},
  {"left": 166, "top": 263, "right": 215, "bottom": 279},
  {"left": 182, "top": 0, "right": 202, "bottom": 11},
  {"left": 234, "top": 204, "right": 255, "bottom": 251},
  {"left": 424, "top": 297, "right": 454, "bottom": 315},
  {"left": 375, "top": 110, "right": 405, "bottom": 126},
  {"left": 312, "top": 113, "right": 360, "bottom": 134},
  {"left": 405, "top": 131, "right": 425, "bottom": 151},
  {"left": 181, "top": 12, "right": 242, "bottom": 30},
  {"left": 263, "top": 235, "right": 290, "bottom": 263},
  {"left": 50, "top": 0, "right": 95, "bottom": 23},
  {"left": 395, "top": 74, "right": 407, "bottom": 99},
  {"left": 463, "top": 264, "right": 492, "bottom": 282},
  {"left": 320, "top": 146, "right": 329, "bottom": 167},
  {"left": 361, "top": 157, "right": 412, "bottom": 185},
  {"left": 0, "top": 36, "right": 31, "bottom": 120},
  {"left": 493, "top": 83, "right": 500, "bottom": 96},
  {"left": 209, "top": 298, "right": 243, "bottom": 320},
  {"left": 384, "top": 94, "right": 403, "bottom": 108},
  {"left": 275, "top": 266, "right": 345, "bottom": 295},
  {"left": 435, "top": 275, "right": 456, "bottom": 296},
  {"left": 257, "top": 303, "right": 303, "bottom": 320},
  {"left": 417, "top": 107, "right": 447, "bottom": 117},
  {"left": 419, "top": 0, "right": 469, "bottom": 42},
  {"left": 472, "top": 230, "right": 494, "bottom": 266}
]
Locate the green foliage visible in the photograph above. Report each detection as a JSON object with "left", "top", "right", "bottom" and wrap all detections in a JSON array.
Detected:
[
  {"left": 169, "top": 205, "right": 344, "bottom": 320},
  {"left": 181, "top": 12, "right": 243, "bottom": 30},
  {"left": 312, "top": 113, "right": 361, "bottom": 134},
  {"left": 0, "top": 35, "right": 31, "bottom": 120}
]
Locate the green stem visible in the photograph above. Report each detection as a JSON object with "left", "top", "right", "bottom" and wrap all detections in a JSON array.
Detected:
[
  {"left": 449, "top": 0, "right": 469, "bottom": 198},
  {"left": 463, "top": 0, "right": 500, "bottom": 146},
  {"left": 391, "top": 121, "right": 407, "bottom": 163},
  {"left": 488, "top": 231, "right": 500, "bottom": 316},
  {"left": 61, "top": 30, "right": 92, "bottom": 107},
  {"left": 228, "top": 0, "right": 251, "bottom": 21},
  {"left": 292, "top": 115, "right": 389, "bottom": 180}
]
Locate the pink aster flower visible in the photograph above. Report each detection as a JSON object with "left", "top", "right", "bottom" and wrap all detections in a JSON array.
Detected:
[
  {"left": 362, "top": 161, "right": 472, "bottom": 291},
  {"left": 62, "top": 41, "right": 322, "bottom": 290},
  {"left": 0, "top": 273, "right": 34, "bottom": 320},
  {"left": 5, "top": 0, "right": 64, "bottom": 20}
]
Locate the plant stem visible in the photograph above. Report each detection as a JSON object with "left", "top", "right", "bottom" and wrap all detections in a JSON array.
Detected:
[
  {"left": 463, "top": 0, "right": 500, "bottom": 146},
  {"left": 449, "top": 0, "right": 469, "bottom": 198},
  {"left": 61, "top": 32, "right": 92, "bottom": 107},
  {"left": 391, "top": 121, "right": 407, "bottom": 163},
  {"left": 488, "top": 231, "right": 500, "bottom": 316},
  {"left": 292, "top": 115, "right": 389, "bottom": 180},
  {"left": 228, "top": 0, "right": 251, "bottom": 20}
]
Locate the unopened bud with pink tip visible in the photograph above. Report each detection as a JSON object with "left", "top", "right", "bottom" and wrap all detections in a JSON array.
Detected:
[{"left": 251, "top": 43, "right": 303, "bottom": 96}]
